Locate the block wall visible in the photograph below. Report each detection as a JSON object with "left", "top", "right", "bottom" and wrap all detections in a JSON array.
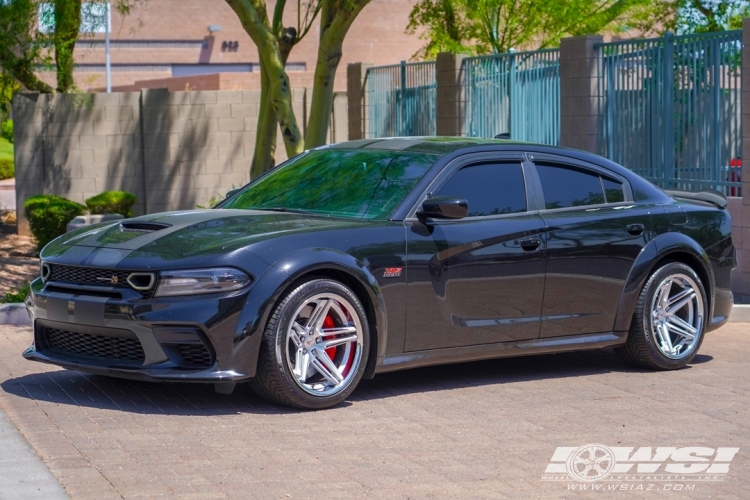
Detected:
[{"left": 14, "top": 87, "right": 331, "bottom": 234}]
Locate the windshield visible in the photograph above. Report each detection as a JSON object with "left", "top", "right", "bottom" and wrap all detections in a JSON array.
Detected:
[{"left": 221, "top": 148, "right": 438, "bottom": 219}]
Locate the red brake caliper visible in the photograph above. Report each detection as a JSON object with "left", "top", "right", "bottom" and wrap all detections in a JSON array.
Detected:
[
  {"left": 323, "top": 313, "right": 356, "bottom": 378},
  {"left": 323, "top": 315, "right": 337, "bottom": 360}
]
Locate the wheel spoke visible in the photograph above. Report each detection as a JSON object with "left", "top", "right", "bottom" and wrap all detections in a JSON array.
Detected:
[
  {"left": 320, "top": 325, "right": 357, "bottom": 336},
  {"left": 666, "top": 292, "right": 696, "bottom": 315},
  {"left": 657, "top": 279, "right": 672, "bottom": 308},
  {"left": 667, "top": 287, "right": 693, "bottom": 308},
  {"left": 665, "top": 315, "right": 696, "bottom": 340},
  {"left": 308, "top": 299, "right": 332, "bottom": 332},
  {"left": 656, "top": 322, "right": 675, "bottom": 354},
  {"left": 294, "top": 349, "right": 310, "bottom": 382},
  {"left": 290, "top": 322, "right": 306, "bottom": 346},
  {"left": 322, "top": 333, "right": 358, "bottom": 350},
  {"left": 310, "top": 349, "right": 343, "bottom": 385}
]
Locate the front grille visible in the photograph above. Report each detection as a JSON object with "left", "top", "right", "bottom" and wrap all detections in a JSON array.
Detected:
[
  {"left": 43, "top": 327, "right": 145, "bottom": 364},
  {"left": 46, "top": 264, "right": 156, "bottom": 298},
  {"left": 175, "top": 343, "right": 213, "bottom": 368}
]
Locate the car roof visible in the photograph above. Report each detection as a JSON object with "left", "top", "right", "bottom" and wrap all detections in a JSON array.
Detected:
[
  {"left": 327, "top": 137, "right": 520, "bottom": 155},
  {"left": 327, "top": 136, "right": 596, "bottom": 157},
  {"left": 327, "top": 136, "right": 636, "bottom": 178}
]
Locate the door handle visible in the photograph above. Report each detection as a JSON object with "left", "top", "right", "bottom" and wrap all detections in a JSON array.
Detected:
[
  {"left": 627, "top": 223, "right": 645, "bottom": 236},
  {"left": 520, "top": 237, "right": 541, "bottom": 251}
]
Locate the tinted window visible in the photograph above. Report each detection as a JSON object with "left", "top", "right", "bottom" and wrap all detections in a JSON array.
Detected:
[
  {"left": 603, "top": 177, "right": 625, "bottom": 203},
  {"left": 434, "top": 162, "right": 526, "bottom": 217},
  {"left": 536, "top": 163, "right": 604, "bottom": 209},
  {"left": 222, "top": 149, "right": 437, "bottom": 219}
]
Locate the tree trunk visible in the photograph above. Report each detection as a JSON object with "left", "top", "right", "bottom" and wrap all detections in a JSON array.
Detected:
[
  {"left": 54, "top": 0, "right": 82, "bottom": 92},
  {"left": 250, "top": 63, "right": 278, "bottom": 178},
  {"left": 250, "top": 42, "right": 293, "bottom": 178},
  {"left": 304, "top": 2, "right": 367, "bottom": 148},
  {"left": 7, "top": 58, "right": 54, "bottom": 93},
  {"left": 225, "top": 0, "right": 304, "bottom": 159}
]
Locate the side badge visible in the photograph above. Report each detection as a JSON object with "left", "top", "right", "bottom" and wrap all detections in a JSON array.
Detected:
[{"left": 383, "top": 267, "right": 403, "bottom": 278}]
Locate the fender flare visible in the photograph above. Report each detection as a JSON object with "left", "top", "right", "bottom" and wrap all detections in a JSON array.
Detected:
[
  {"left": 613, "top": 232, "right": 715, "bottom": 333},
  {"left": 233, "top": 248, "right": 387, "bottom": 379}
]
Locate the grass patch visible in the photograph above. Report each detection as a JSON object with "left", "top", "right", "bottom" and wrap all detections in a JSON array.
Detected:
[
  {"left": 1, "top": 281, "right": 30, "bottom": 304},
  {"left": 0, "top": 137, "right": 14, "bottom": 180},
  {"left": 0, "top": 137, "right": 12, "bottom": 163}
]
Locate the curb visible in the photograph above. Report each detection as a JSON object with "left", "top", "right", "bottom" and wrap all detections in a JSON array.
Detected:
[
  {"left": 0, "top": 303, "right": 31, "bottom": 325},
  {"left": 728, "top": 304, "right": 750, "bottom": 323}
]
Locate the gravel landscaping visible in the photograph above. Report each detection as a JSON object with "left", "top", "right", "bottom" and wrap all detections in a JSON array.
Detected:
[{"left": 0, "top": 234, "right": 38, "bottom": 296}]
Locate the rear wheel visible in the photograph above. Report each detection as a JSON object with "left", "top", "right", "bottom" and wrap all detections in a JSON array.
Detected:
[
  {"left": 615, "top": 262, "right": 707, "bottom": 370},
  {"left": 251, "top": 278, "right": 369, "bottom": 409}
]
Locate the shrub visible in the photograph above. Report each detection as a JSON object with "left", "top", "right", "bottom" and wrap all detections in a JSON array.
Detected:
[
  {"left": 0, "top": 159, "right": 12, "bottom": 180},
  {"left": 24, "top": 195, "right": 86, "bottom": 250},
  {"left": 1, "top": 282, "right": 30, "bottom": 304},
  {"left": 85, "top": 190, "right": 136, "bottom": 218},
  {"left": 1, "top": 119, "right": 12, "bottom": 144}
]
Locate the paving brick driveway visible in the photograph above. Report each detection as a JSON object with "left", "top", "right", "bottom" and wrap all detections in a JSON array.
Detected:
[{"left": 0, "top": 323, "right": 747, "bottom": 499}]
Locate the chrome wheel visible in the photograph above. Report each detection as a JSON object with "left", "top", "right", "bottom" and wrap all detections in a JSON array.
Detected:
[
  {"left": 285, "top": 293, "right": 364, "bottom": 397},
  {"left": 649, "top": 273, "right": 704, "bottom": 360}
]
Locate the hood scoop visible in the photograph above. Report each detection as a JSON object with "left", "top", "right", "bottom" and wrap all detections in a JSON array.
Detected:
[{"left": 119, "top": 222, "right": 172, "bottom": 232}]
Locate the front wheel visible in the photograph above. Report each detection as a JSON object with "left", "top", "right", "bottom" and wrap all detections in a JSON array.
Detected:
[
  {"left": 251, "top": 278, "right": 369, "bottom": 409},
  {"left": 615, "top": 262, "right": 707, "bottom": 370}
]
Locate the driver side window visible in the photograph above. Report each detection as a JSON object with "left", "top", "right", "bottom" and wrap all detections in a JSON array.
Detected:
[{"left": 433, "top": 162, "right": 527, "bottom": 217}]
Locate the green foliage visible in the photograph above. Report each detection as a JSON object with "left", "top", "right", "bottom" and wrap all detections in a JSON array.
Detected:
[
  {"left": 0, "top": 136, "right": 12, "bottom": 163},
  {"left": 85, "top": 190, "right": 136, "bottom": 218},
  {"left": 0, "top": 1, "right": 150, "bottom": 93},
  {"left": 0, "top": 158, "right": 13, "bottom": 180},
  {"left": 24, "top": 194, "right": 85, "bottom": 250},
  {"left": 0, "top": 75, "right": 18, "bottom": 119},
  {"left": 1, "top": 119, "right": 12, "bottom": 144},
  {"left": 1, "top": 282, "right": 30, "bottom": 304},
  {"left": 675, "top": 0, "right": 750, "bottom": 33},
  {"left": 407, "top": 0, "right": 666, "bottom": 57}
]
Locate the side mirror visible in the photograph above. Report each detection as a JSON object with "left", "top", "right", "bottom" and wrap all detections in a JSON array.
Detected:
[
  {"left": 225, "top": 187, "right": 241, "bottom": 199},
  {"left": 417, "top": 197, "right": 468, "bottom": 220}
]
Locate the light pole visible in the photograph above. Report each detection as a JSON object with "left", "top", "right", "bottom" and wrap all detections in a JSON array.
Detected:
[{"left": 105, "top": 0, "right": 111, "bottom": 93}]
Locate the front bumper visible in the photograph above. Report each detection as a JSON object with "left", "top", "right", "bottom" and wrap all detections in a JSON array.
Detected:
[{"left": 23, "top": 278, "right": 261, "bottom": 383}]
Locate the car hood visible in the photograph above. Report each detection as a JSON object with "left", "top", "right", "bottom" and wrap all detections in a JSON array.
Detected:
[{"left": 44, "top": 209, "right": 374, "bottom": 260}]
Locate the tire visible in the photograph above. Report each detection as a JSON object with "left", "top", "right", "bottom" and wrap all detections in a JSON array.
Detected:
[
  {"left": 250, "top": 278, "right": 370, "bottom": 410},
  {"left": 615, "top": 262, "right": 708, "bottom": 370}
]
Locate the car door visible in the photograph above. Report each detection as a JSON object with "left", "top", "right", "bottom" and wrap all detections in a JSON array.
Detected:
[
  {"left": 404, "top": 153, "right": 547, "bottom": 352},
  {"left": 528, "top": 153, "right": 652, "bottom": 338}
]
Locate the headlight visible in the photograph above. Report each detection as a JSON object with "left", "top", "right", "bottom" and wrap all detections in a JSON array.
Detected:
[{"left": 154, "top": 268, "right": 251, "bottom": 297}]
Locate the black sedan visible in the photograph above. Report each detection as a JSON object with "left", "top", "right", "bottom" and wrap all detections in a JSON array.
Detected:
[{"left": 24, "top": 138, "right": 735, "bottom": 410}]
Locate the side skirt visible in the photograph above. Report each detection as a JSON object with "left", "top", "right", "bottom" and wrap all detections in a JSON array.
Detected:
[{"left": 375, "top": 331, "right": 628, "bottom": 374}]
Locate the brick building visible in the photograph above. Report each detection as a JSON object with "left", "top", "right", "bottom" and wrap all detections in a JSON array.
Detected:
[{"left": 38, "top": 0, "right": 424, "bottom": 92}]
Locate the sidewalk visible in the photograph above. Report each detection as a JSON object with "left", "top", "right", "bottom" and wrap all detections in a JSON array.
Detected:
[
  {"left": 0, "top": 407, "right": 68, "bottom": 499},
  {"left": 0, "top": 178, "right": 14, "bottom": 211}
]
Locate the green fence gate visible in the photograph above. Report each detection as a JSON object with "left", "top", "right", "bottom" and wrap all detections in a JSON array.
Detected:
[
  {"left": 597, "top": 31, "right": 742, "bottom": 195},
  {"left": 462, "top": 48, "right": 560, "bottom": 144},
  {"left": 365, "top": 60, "right": 436, "bottom": 138}
]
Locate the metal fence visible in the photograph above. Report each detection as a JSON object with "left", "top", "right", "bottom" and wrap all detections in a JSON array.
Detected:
[
  {"left": 597, "top": 31, "right": 742, "bottom": 195},
  {"left": 365, "top": 60, "right": 436, "bottom": 138},
  {"left": 462, "top": 49, "right": 560, "bottom": 144}
]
